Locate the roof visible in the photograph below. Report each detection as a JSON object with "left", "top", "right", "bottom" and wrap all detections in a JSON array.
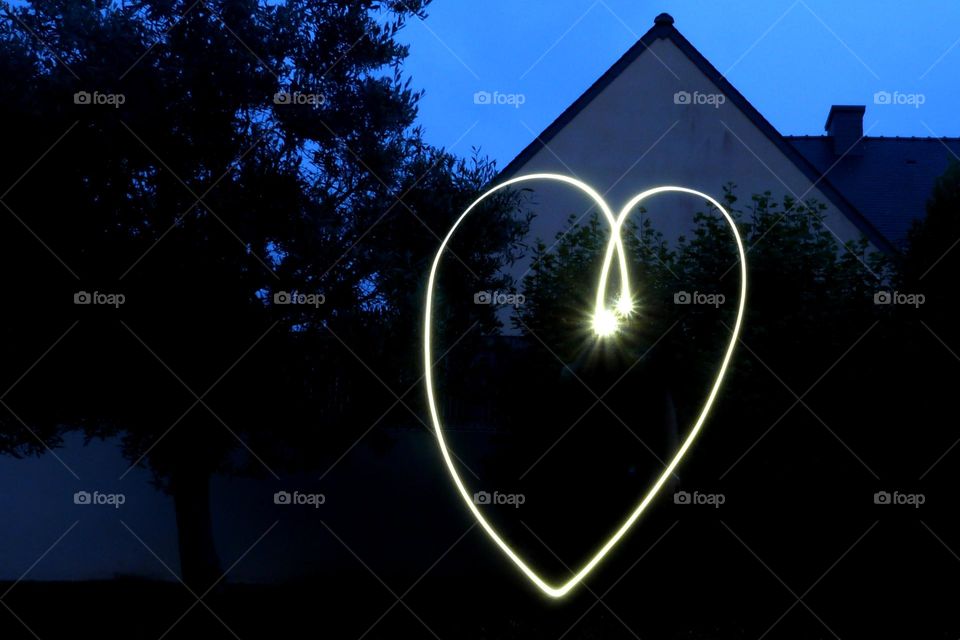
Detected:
[
  {"left": 499, "top": 13, "right": 900, "bottom": 255},
  {"left": 787, "top": 136, "right": 960, "bottom": 248}
]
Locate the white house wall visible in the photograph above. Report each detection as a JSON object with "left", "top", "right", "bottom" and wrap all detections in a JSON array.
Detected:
[{"left": 499, "top": 37, "right": 867, "bottom": 304}]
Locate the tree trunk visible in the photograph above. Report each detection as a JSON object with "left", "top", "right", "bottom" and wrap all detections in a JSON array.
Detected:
[
  {"left": 171, "top": 464, "right": 222, "bottom": 593},
  {"left": 663, "top": 387, "right": 681, "bottom": 490}
]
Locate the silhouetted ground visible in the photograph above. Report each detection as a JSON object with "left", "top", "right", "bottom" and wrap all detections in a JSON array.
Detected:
[{"left": 3, "top": 511, "right": 957, "bottom": 639}]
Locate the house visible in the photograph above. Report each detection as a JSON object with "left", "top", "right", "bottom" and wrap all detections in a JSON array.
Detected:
[{"left": 498, "top": 12, "right": 960, "bottom": 289}]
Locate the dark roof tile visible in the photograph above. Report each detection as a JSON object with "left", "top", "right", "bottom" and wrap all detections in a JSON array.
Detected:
[{"left": 787, "top": 136, "right": 960, "bottom": 247}]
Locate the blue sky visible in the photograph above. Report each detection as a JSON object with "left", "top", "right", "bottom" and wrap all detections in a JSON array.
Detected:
[{"left": 399, "top": 0, "right": 960, "bottom": 168}]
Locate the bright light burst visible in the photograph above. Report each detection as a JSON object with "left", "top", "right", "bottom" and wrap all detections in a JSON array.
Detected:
[
  {"left": 592, "top": 308, "right": 620, "bottom": 337},
  {"left": 614, "top": 295, "right": 634, "bottom": 317},
  {"left": 423, "top": 174, "right": 747, "bottom": 598}
]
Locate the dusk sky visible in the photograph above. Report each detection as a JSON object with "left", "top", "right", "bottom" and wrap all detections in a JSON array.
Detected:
[{"left": 399, "top": 1, "right": 960, "bottom": 168}]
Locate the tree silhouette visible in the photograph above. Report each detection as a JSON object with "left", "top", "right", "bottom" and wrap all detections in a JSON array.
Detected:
[
  {"left": 902, "top": 159, "right": 960, "bottom": 330},
  {"left": 508, "top": 186, "right": 887, "bottom": 500},
  {"left": 0, "top": 0, "right": 525, "bottom": 590}
]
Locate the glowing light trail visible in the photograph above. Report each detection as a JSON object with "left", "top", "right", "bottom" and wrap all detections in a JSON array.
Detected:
[{"left": 423, "top": 175, "right": 747, "bottom": 598}]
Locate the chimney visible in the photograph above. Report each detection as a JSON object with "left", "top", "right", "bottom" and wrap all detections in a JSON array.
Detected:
[{"left": 825, "top": 105, "right": 865, "bottom": 156}]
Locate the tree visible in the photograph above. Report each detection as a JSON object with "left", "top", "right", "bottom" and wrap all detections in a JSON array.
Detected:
[
  {"left": 0, "top": 0, "right": 524, "bottom": 590},
  {"left": 508, "top": 185, "right": 888, "bottom": 503},
  {"left": 894, "top": 160, "right": 960, "bottom": 484},
  {"left": 902, "top": 160, "right": 960, "bottom": 329}
]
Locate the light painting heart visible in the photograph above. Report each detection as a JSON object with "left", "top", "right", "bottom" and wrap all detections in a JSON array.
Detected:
[{"left": 423, "top": 174, "right": 748, "bottom": 598}]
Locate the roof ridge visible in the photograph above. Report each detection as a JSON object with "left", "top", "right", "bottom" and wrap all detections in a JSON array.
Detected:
[
  {"left": 496, "top": 14, "right": 898, "bottom": 254},
  {"left": 497, "top": 18, "right": 677, "bottom": 178},
  {"left": 786, "top": 135, "right": 960, "bottom": 141}
]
